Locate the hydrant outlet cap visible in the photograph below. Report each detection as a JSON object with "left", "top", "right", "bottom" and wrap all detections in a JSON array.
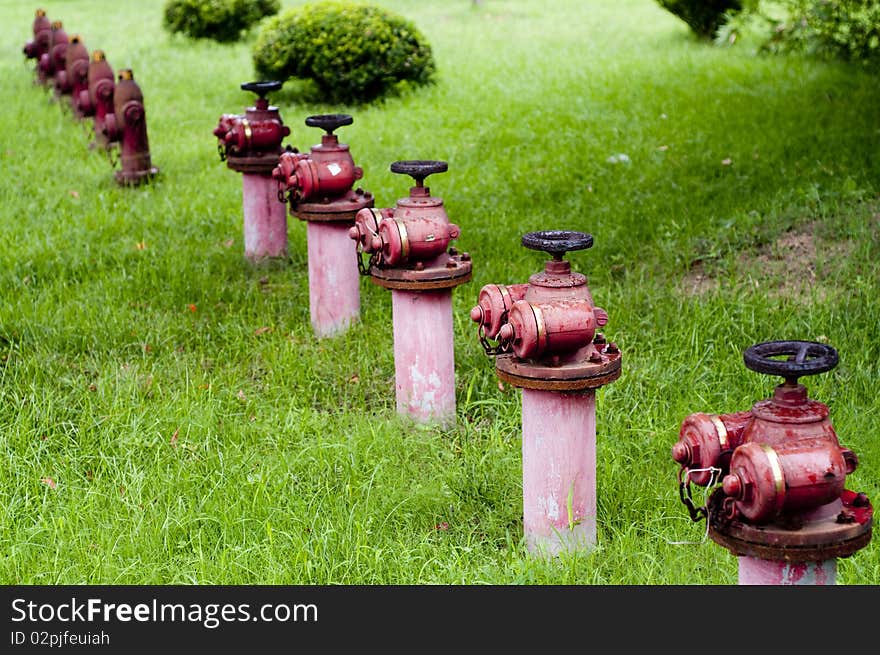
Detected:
[
  {"left": 671, "top": 442, "right": 690, "bottom": 465},
  {"left": 469, "top": 306, "right": 483, "bottom": 323},
  {"left": 722, "top": 474, "right": 742, "bottom": 498},
  {"left": 498, "top": 323, "right": 514, "bottom": 342},
  {"left": 594, "top": 307, "right": 609, "bottom": 327}
]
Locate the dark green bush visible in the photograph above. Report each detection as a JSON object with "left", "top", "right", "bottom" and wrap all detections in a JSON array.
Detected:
[
  {"left": 252, "top": 1, "right": 436, "bottom": 103},
  {"left": 163, "top": 0, "right": 280, "bottom": 43},
  {"left": 657, "top": 0, "right": 744, "bottom": 38}
]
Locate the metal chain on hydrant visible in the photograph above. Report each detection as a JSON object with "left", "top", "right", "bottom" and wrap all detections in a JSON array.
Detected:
[
  {"left": 478, "top": 322, "right": 511, "bottom": 357},
  {"left": 356, "top": 248, "right": 371, "bottom": 276},
  {"left": 677, "top": 465, "right": 721, "bottom": 523},
  {"left": 354, "top": 213, "right": 383, "bottom": 276}
]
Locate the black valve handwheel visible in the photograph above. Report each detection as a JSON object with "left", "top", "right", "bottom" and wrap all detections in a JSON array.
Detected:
[
  {"left": 390, "top": 160, "right": 448, "bottom": 185},
  {"left": 743, "top": 340, "right": 839, "bottom": 381},
  {"left": 241, "top": 80, "right": 283, "bottom": 97},
  {"left": 522, "top": 230, "right": 593, "bottom": 259},
  {"left": 305, "top": 113, "right": 353, "bottom": 134}
]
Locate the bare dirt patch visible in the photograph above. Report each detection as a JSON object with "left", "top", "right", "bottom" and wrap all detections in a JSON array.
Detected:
[{"left": 681, "top": 221, "right": 855, "bottom": 302}]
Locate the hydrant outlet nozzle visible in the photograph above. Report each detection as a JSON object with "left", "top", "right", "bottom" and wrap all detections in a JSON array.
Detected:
[
  {"left": 671, "top": 441, "right": 690, "bottom": 465},
  {"left": 722, "top": 473, "right": 742, "bottom": 498}
]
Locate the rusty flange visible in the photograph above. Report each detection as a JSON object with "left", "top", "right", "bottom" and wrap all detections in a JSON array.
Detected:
[
  {"left": 291, "top": 188, "right": 375, "bottom": 222},
  {"left": 115, "top": 166, "right": 160, "bottom": 187},
  {"left": 226, "top": 152, "right": 283, "bottom": 176},
  {"left": 494, "top": 340, "right": 622, "bottom": 391},
  {"left": 368, "top": 250, "right": 472, "bottom": 291},
  {"left": 708, "top": 488, "right": 873, "bottom": 562}
]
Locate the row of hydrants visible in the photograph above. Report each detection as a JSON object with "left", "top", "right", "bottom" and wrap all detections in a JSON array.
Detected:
[
  {"left": 23, "top": 9, "right": 873, "bottom": 583},
  {"left": 23, "top": 9, "right": 158, "bottom": 185}
]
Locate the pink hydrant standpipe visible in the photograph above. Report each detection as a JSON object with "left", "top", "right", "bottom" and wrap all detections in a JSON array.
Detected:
[
  {"left": 351, "top": 160, "right": 471, "bottom": 427},
  {"left": 470, "top": 230, "right": 621, "bottom": 556},
  {"left": 214, "top": 81, "right": 291, "bottom": 263},
  {"left": 673, "top": 340, "right": 873, "bottom": 585},
  {"left": 273, "top": 114, "right": 374, "bottom": 337}
]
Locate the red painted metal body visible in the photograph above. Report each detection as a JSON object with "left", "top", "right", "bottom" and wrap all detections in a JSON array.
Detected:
[
  {"left": 719, "top": 383, "right": 855, "bottom": 523},
  {"left": 23, "top": 9, "right": 52, "bottom": 83},
  {"left": 51, "top": 30, "right": 73, "bottom": 100},
  {"left": 354, "top": 161, "right": 468, "bottom": 424},
  {"left": 273, "top": 114, "right": 373, "bottom": 222},
  {"left": 274, "top": 113, "right": 373, "bottom": 335},
  {"left": 471, "top": 231, "right": 620, "bottom": 556},
  {"left": 214, "top": 83, "right": 290, "bottom": 172},
  {"left": 213, "top": 82, "right": 292, "bottom": 262},
  {"left": 470, "top": 283, "right": 529, "bottom": 340},
  {"left": 77, "top": 50, "right": 115, "bottom": 149},
  {"left": 352, "top": 161, "right": 470, "bottom": 290},
  {"left": 471, "top": 232, "right": 620, "bottom": 389},
  {"left": 273, "top": 143, "right": 361, "bottom": 202},
  {"left": 672, "top": 411, "right": 752, "bottom": 486},
  {"left": 64, "top": 36, "right": 90, "bottom": 119},
  {"left": 39, "top": 21, "right": 67, "bottom": 89},
  {"left": 673, "top": 341, "right": 872, "bottom": 575},
  {"left": 111, "top": 69, "right": 159, "bottom": 186}
]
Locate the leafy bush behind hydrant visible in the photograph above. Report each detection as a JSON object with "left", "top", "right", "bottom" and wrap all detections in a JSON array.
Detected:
[
  {"left": 252, "top": 1, "right": 436, "bottom": 103},
  {"left": 163, "top": 0, "right": 281, "bottom": 43},
  {"left": 656, "top": 0, "right": 744, "bottom": 38},
  {"left": 762, "top": 0, "right": 880, "bottom": 63}
]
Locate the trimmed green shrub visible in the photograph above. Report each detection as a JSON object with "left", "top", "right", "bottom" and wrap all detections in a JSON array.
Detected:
[
  {"left": 771, "top": 0, "right": 880, "bottom": 63},
  {"left": 718, "top": 1, "right": 880, "bottom": 64},
  {"left": 252, "top": 1, "right": 436, "bottom": 103},
  {"left": 657, "top": 0, "right": 744, "bottom": 38},
  {"left": 163, "top": 0, "right": 280, "bottom": 43}
]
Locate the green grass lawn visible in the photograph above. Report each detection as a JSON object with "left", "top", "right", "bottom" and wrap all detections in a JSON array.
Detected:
[{"left": 1, "top": 0, "right": 878, "bottom": 584}]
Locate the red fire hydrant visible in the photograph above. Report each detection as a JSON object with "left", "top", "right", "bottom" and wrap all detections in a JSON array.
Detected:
[
  {"left": 51, "top": 31, "right": 75, "bottom": 102},
  {"left": 213, "top": 81, "right": 292, "bottom": 263},
  {"left": 38, "top": 20, "right": 67, "bottom": 91},
  {"left": 64, "top": 35, "right": 90, "bottom": 119},
  {"left": 470, "top": 230, "right": 621, "bottom": 556},
  {"left": 106, "top": 68, "right": 159, "bottom": 186},
  {"left": 351, "top": 160, "right": 471, "bottom": 426},
  {"left": 673, "top": 340, "right": 873, "bottom": 585},
  {"left": 274, "top": 114, "right": 374, "bottom": 337},
  {"left": 23, "top": 8, "right": 52, "bottom": 84},
  {"left": 75, "top": 49, "right": 115, "bottom": 149}
]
